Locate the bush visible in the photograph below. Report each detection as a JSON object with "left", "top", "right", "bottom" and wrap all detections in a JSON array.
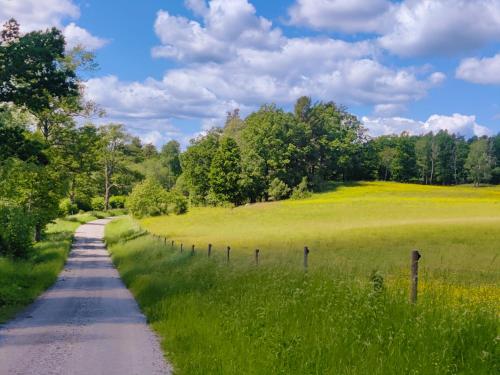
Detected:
[
  {"left": 268, "top": 178, "right": 291, "bottom": 201},
  {"left": 109, "top": 195, "right": 126, "bottom": 209},
  {"left": 0, "top": 204, "right": 34, "bottom": 258},
  {"left": 170, "top": 191, "right": 188, "bottom": 214},
  {"left": 74, "top": 195, "right": 92, "bottom": 212},
  {"left": 126, "top": 179, "right": 170, "bottom": 218},
  {"left": 290, "top": 177, "right": 312, "bottom": 200},
  {"left": 59, "top": 198, "right": 78, "bottom": 217},
  {"left": 91, "top": 197, "right": 105, "bottom": 211}
]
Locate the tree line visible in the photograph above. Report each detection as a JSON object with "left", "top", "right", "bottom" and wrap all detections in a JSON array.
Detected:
[
  {"left": 1, "top": 19, "right": 499, "bottom": 257},
  {"left": 178, "top": 101, "right": 499, "bottom": 206}
]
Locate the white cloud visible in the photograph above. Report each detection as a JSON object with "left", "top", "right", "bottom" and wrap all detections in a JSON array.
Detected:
[
  {"left": 456, "top": 53, "right": 500, "bottom": 85},
  {"left": 185, "top": 0, "right": 209, "bottom": 17},
  {"left": 153, "top": 0, "right": 283, "bottom": 62},
  {"left": 138, "top": 1, "right": 444, "bottom": 114},
  {"left": 363, "top": 113, "right": 492, "bottom": 138},
  {"left": 288, "top": 0, "right": 393, "bottom": 33},
  {"left": 0, "top": 0, "right": 106, "bottom": 50},
  {"left": 288, "top": 0, "right": 500, "bottom": 57},
  {"left": 64, "top": 23, "right": 108, "bottom": 50},
  {"left": 379, "top": 0, "right": 500, "bottom": 57}
]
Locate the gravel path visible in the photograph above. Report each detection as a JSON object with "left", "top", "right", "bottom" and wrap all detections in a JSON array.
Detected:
[{"left": 0, "top": 219, "right": 171, "bottom": 375}]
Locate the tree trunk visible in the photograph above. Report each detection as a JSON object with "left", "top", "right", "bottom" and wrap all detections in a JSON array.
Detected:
[
  {"left": 430, "top": 159, "right": 434, "bottom": 185},
  {"left": 34, "top": 224, "right": 42, "bottom": 242}
]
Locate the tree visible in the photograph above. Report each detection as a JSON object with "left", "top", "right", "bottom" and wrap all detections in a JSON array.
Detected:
[
  {"left": 223, "top": 109, "right": 245, "bottom": 142},
  {"left": 391, "top": 133, "right": 417, "bottom": 182},
  {"left": 379, "top": 147, "right": 397, "bottom": 181},
  {"left": 181, "top": 129, "right": 221, "bottom": 204},
  {"left": 0, "top": 26, "right": 80, "bottom": 138},
  {"left": 98, "top": 124, "right": 130, "bottom": 210},
  {"left": 160, "top": 140, "right": 182, "bottom": 187},
  {"left": 465, "top": 138, "right": 495, "bottom": 186},
  {"left": 415, "top": 134, "right": 431, "bottom": 184},
  {"left": 1, "top": 18, "right": 20, "bottom": 45},
  {"left": 241, "top": 105, "right": 307, "bottom": 200},
  {"left": 209, "top": 137, "right": 242, "bottom": 205}
]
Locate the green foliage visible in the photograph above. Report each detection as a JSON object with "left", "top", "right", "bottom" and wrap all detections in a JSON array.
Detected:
[
  {"left": 0, "top": 25, "right": 79, "bottom": 117},
  {"left": 180, "top": 129, "right": 221, "bottom": 204},
  {"left": 160, "top": 140, "right": 182, "bottom": 181},
  {"left": 91, "top": 197, "right": 105, "bottom": 211},
  {"left": 290, "top": 177, "right": 312, "bottom": 200},
  {"left": 109, "top": 195, "right": 126, "bottom": 209},
  {"left": 170, "top": 190, "right": 188, "bottom": 215},
  {"left": 465, "top": 138, "right": 495, "bottom": 186},
  {"left": 391, "top": 133, "right": 417, "bottom": 182},
  {"left": 126, "top": 178, "right": 170, "bottom": 218},
  {"left": 268, "top": 178, "right": 291, "bottom": 201},
  {"left": 0, "top": 204, "right": 33, "bottom": 258},
  {"left": 209, "top": 137, "right": 242, "bottom": 205},
  {"left": 58, "top": 198, "right": 78, "bottom": 216}
]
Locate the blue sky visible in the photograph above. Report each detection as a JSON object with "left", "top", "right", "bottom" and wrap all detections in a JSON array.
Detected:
[{"left": 2, "top": 0, "right": 500, "bottom": 146}]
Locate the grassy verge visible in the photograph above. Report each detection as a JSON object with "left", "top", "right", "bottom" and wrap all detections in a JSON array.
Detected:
[
  {"left": 0, "top": 212, "right": 110, "bottom": 323},
  {"left": 106, "top": 215, "right": 499, "bottom": 375}
]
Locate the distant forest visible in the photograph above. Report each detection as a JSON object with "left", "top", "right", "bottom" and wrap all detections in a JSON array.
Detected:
[{"left": 179, "top": 100, "right": 499, "bottom": 205}]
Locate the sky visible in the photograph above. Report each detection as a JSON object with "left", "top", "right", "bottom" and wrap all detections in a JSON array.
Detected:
[{"left": 1, "top": 0, "right": 500, "bottom": 147}]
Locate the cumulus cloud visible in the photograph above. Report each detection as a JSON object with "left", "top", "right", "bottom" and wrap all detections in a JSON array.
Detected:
[
  {"left": 379, "top": 0, "right": 500, "bottom": 57},
  {"left": 153, "top": 0, "right": 284, "bottom": 62},
  {"left": 288, "top": 0, "right": 500, "bottom": 57},
  {"left": 64, "top": 23, "right": 108, "bottom": 50},
  {"left": 363, "top": 113, "right": 492, "bottom": 138},
  {"left": 288, "top": 0, "right": 393, "bottom": 33},
  {"left": 0, "top": 0, "right": 107, "bottom": 50},
  {"left": 456, "top": 54, "right": 500, "bottom": 85}
]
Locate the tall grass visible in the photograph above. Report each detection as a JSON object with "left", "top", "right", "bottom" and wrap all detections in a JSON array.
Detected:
[
  {"left": 0, "top": 213, "right": 102, "bottom": 322},
  {"left": 106, "top": 182, "right": 500, "bottom": 374}
]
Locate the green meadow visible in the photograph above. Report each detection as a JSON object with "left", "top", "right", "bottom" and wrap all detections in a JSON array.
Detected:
[{"left": 106, "top": 182, "right": 500, "bottom": 374}]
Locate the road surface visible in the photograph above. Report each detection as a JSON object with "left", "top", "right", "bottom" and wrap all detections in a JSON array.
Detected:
[{"left": 0, "top": 219, "right": 171, "bottom": 375}]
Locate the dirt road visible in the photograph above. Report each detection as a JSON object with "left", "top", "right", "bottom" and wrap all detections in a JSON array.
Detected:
[{"left": 0, "top": 219, "right": 171, "bottom": 375}]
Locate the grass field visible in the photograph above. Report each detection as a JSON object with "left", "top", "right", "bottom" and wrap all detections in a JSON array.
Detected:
[
  {"left": 0, "top": 211, "right": 116, "bottom": 323},
  {"left": 106, "top": 182, "right": 500, "bottom": 374}
]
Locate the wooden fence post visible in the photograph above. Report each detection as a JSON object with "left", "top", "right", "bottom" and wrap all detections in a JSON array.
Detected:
[
  {"left": 191, "top": 244, "right": 195, "bottom": 256},
  {"left": 410, "top": 250, "right": 421, "bottom": 304},
  {"left": 164, "top": 237, "right": 167, "bottom": 244},
  {"left": 208, "top": 244, "right": 212, "bottom": 257},
  {"left": 171, "top": 240, "right": 174, "bottom": 248},
  {"left": 180, "top": 243, "right": 183, "bottom": 253},
  {"left": 226, "top": 246, "right": 231, "bottom": 263},
  {"left": 255, "top": 249, "right": 260, "bottom": 265},
  {"left": 304, "top": 246, "right": 310, "bottom": 271}
]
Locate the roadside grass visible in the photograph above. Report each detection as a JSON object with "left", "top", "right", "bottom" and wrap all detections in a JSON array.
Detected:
[
  {"left": 106, "top": 182, "right": 500, "bottom": 374},
  {"left": 0, "top": 211, "right": 114, "bottom": 323}
]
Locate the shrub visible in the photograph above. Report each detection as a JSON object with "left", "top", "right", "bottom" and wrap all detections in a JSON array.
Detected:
[
  {"left": 126, "top": 179, "right": 170, "bottom": 218},
  {"left": 170, "top": 191, "right": 188, "bottom": 214},
  {"left": 109, "top": 195, "right": 126, "bottom": 209},
  {"left": 91, "top": 197, "right": 105, "bottom": 211},
  {"left": 0, "top": 204, "right": 34, "bottom": 258},
  {"left": 290, "top": 177, "right": 312, "bottom": 200},
  {"left": 268, "top": 178, "right": 291, "bottom": 201},
  {"left": 74, "top": 195, "right": 92, "bottom": 212},
  {"left": 59, "top": 198, "right": 78, "bottom": 217}
]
